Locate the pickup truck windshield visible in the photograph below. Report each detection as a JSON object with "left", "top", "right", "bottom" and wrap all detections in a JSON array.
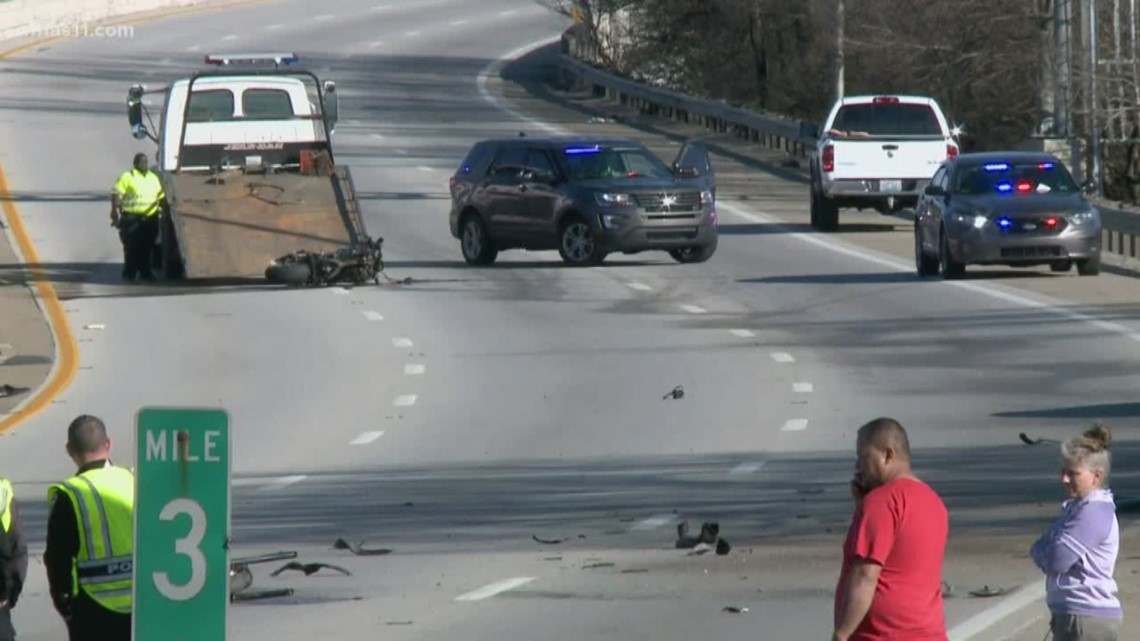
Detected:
[
  {"left": 953, "top": 161, "right": 1080, "bottom": 196},
  {"left": 830, "top": 103, "right": 943, "bottom": 137},
  {"left": 560, "top": 146, "right": 673, "bottom": 180}
]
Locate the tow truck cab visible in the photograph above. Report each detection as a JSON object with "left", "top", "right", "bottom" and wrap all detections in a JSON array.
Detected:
[{"left": 124, "top": 53, "right": 368, "bottom": 281}]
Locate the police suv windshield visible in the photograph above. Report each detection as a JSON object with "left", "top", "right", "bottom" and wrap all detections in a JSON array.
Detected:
[
  {"left": 952, "top": 161, "right": 1080, "bottom": 196},
  {"left": 559, "top": 146, "right": 673, "bottom": 180}
]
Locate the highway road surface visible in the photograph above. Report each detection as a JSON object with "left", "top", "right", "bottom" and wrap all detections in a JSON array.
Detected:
[{"left": 2, "top": 1, "right": 1140, "bottom": 639}]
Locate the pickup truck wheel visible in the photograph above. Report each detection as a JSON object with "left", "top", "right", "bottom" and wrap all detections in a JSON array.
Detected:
[
  {"left": 816, "top": 193, "right": 839, "bottom": 232},
  {"left": 461, "top": 214, "right": 498, "bottom": 266},
  {"left": 938, "top": 231, "right": 965, "bottom": 279},
  {"left": 809, "top": 189, "right": 819, "bottom": 228},
  {"left": 1076, "top": 255, "right": 1101, "bottom": 276},
  {"left": 914, "top": 226, "right": 938, "bottom": 277}
]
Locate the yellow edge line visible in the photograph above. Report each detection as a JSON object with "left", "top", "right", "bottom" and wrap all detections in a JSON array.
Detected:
[{"left": 0, "top": 0, "right": 271, "bottom": 432}]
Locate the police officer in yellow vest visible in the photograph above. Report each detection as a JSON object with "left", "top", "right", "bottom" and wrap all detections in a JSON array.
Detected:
[
  {"left": 44, "top": 415, "right": 134, "bottom": 641},
  {"left": 110, "top": 152, "right": 168, "bottom": 282},
  {"left": 0, "top": 475, "right": 28, "bottom": 641}
]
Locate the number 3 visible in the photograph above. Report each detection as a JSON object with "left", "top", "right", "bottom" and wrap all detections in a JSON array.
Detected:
[{"left": 153, "top": 498, "right": 207, "bottom": 601}]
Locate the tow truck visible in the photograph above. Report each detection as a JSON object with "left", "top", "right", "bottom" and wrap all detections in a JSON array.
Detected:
[{"left": 126, "top": 52, "right": 369, "bottom": 281}]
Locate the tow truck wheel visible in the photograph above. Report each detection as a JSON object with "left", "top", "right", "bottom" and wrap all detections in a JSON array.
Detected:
[{"left": 461, "top": 213, "right": 498, "bottom": 266}]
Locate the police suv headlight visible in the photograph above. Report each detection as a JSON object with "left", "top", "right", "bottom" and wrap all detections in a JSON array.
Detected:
[
  {"left": 596, "top": 193, "right": 632, "bottom": 206},
  {"left": 1069, "top": 208, "right": 1100, "bottom": 226},
  {"left": 700, "top": 190, "right": 713, "bottom": 206}
]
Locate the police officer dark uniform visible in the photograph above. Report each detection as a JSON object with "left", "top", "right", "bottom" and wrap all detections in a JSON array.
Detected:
[
  {"left": 110, "top": 152, "right": 167, "bottom": 282},
  {"left": 0, "top": 476, "right": 28, "bottom": 641},
  {"left": 44, "top": 415, "right": 134, "bottom": 641}
]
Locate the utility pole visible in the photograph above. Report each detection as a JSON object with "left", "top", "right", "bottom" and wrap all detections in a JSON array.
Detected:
[
  {"left": 836, "top": 0, "right": 845, "bottom": 102},
  {"left": 1055, "top": 0, "right": 1071, "bottom": 137},
  {"left": 1083, "top": 0, "right": 1104, "bottom": 196}
]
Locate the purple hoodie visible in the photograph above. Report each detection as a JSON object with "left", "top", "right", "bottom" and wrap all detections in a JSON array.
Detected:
[{"left": 1029, "top": 487, "right": 1122, "bottom": 619}]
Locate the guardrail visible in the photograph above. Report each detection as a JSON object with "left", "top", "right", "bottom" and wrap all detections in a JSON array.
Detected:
[{"left": 556, "top": 27, "right": 1140, "bottom": 270}]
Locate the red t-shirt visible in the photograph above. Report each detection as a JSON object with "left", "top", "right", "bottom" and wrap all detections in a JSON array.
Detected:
[{"left": 834, "top": 476, "right": 948, "bottom": 641}]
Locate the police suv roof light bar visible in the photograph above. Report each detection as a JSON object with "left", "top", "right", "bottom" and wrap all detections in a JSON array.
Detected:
[{"left": 203, "top": 53, "right": 299, "bottom": 68}]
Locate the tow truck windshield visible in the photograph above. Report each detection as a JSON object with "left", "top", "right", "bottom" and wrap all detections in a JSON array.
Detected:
[
  {"left": 953, "top": 161, "right": 1080, "bottom": 196},
  {"left": 560, "top": 146, "right": 673, "bottom": 180}
]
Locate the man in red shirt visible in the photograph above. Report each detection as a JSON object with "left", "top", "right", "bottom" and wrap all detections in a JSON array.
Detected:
[{"left": 832, "top": 417, "right": 949, "bottom": 641}]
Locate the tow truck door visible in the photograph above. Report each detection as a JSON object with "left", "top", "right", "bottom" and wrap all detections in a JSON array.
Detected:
[{"left": 672, "top": 140, "right": 715, "bottom": 198}]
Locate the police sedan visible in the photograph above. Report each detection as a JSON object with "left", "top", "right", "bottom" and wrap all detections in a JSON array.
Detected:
[{"left": 914, "top": 151, "right": 1101, "bottom": 278}]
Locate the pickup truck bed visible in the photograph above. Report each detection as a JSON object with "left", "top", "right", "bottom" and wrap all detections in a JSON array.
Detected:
[{"left": 163, "top": 166, "right": 367, "bottom": 280}]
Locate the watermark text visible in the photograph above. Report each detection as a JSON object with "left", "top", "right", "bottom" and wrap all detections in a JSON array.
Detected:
[{"left": 25, "top": 22, "right": 135, "bottom": 40}]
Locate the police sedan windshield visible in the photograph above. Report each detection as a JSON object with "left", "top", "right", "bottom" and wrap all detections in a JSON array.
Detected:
[
  {"left": 952, "top": 161, "right": 1081, "bottom": 196},
  {"left": 560, "top": 146, "right": 674, "bottom": 180}
]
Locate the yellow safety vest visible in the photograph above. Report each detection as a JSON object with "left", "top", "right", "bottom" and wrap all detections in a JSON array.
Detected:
[
  {"left": 0, "top": 478, "right": 13, "bottom": 533},
  {"left": 111, "top": 168, "right": 165, "bottom": 216},
  {"left": 47, "top": 465, "right": 135, "bottom": 614}
]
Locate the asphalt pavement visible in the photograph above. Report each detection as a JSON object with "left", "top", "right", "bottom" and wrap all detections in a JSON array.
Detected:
[{"left": 1, "top": 1, "right": 1139, "bottom": 639}]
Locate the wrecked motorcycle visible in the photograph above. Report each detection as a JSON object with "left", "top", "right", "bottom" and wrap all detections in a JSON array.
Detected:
[{"left": 265, "top": 235, "right": 385, "bottom": 287}]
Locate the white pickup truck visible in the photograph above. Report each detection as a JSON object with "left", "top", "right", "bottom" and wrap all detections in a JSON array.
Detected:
[{"left": 806, "top": 94, "right": 959, "bottom": 231}]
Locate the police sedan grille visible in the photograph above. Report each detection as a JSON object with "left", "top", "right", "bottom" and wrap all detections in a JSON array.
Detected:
[{"left": 635, "top": 192, "right": 701, "bottom": 212}]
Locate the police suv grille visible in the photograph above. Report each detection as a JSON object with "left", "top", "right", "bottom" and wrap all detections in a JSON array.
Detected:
[
  {"left": 1000, "top": 246, "right": 1063, "bottom": 258},
  {"left": 635, "top": 191, "right": 702, "bottom": 213}
]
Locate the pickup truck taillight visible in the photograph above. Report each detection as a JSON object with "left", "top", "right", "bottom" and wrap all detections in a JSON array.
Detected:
[
  {"left": 946, "top": 144, "right": 958, "bottom": 159},
  {"left": 822, "top": 144, "right": 834, "bottom": 173}
]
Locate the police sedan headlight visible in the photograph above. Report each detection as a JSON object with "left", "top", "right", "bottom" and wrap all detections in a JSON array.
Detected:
[
  {"left": 596, "top": 193, "right": 632, "bottom": 206},
  {"left": 1069, "top": 208, "right": 1100, "bottom": 226},
  {"left": 700, "top": 189, "right": 714, "bottom": 206},
  {"left": 955, "top": 213, "right": 988, "bottom": 229}
]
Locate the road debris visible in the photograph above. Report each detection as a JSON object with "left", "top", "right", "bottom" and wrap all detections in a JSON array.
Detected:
[
  {"left": 271, "top": 561, "right": 351, "bottom": 577},
  {"left": 582, "top": 562, "right": 615, "bottom": 570},
  {"left": 676, "top": 521, "right": 732, "bottom": 555},
  {"left": 662, "top": 385, "right": 684, "bottom": 400},
  {"left": 333, "top": 538, "right": 392, "bottom": 556},
  {"left": 533, "top": 535, "right": 564, "bottom": 544},
  {"left": 723, "top": 606, "right": 749, "bottom": 614},
  {"left": 1019, "top": 432, "right": 1059, "bottom": 446},
  {"left": 0, "top": 385, "right": 29, "bottom": 398},
  {"left": 969, "top": 585, "right": 1015, "bottom": 598},
  {"left": 229, "top": 550, "right": 298, "bottom": 602}
]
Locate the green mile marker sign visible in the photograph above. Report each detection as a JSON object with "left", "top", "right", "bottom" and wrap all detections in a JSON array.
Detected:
[{"left": 133, "top": 407, "right": 231, "bottom": 641}]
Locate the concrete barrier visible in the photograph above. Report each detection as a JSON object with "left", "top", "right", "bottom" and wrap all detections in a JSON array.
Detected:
[{"left": 0, "top": 0, "right": 214, "bottom": 43}]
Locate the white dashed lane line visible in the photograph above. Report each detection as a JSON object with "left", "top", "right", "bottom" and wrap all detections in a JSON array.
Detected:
[
  {"left": 781, "top": 419, "right": 809, "bottom": 432},
  {"left": 450, "top": 18, "right": 468, "bottom": 26},
  {"left": 405, "top": 30, "right": 422, "bottom": 37},
  {"left": 265, "top": 23, "right": 282, "bottom": 30},
  {"left": 418, "top": 166, "right": 433, "bottom": 172},
  {"left": 404, "top": 364, "right": 425, "bottom": 375},
  {"left": 257, "top": 475, "right": 307, "bottom": 491},
  {"left": 730, "top": 329, "right": 755, "bottom": 338},
  {"left": 770, "top": 352, "right": 795, "bottom": 363},
  {"left": 350, "top": 431, "right": 384, "bottom": 445},
  {"left": 394, "top": 394, "right": 418, "bottom": 407},
  {"left": 793, "top": 382, "right": 814, "bottom": 393},
  {"left": 363, "top": 311, "right": 384, "bottom": 321},
  {"left": 455, "top": 577, "right": 536, "bottom": 602},
  {"left": 625, "top": 281, "right": 652, "bottom": 291},
  {"left": 316, "top": 13, "right": 334, "bottom": 21},
  {"left": 679, "top": 304, "right": 706, "bottom": 314},
  {"left": 729, "top": 461, "right": 765, "bottom": 475},
  {"left": 392, "top": 337, "right": 414, "bottom": 348}
]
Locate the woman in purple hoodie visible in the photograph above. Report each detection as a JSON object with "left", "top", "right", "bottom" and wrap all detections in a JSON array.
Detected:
[{"left": 1030, "top": 423, "right": 1121, "bottom": 641}]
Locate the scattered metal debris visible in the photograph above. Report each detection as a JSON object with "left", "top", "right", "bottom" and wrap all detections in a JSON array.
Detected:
[
  {"left": 621, "top": 568, "right": 649, "bottom": 574},
  {"left": 1019, "top": 432, "right": 1059, "bottom": 446},
  {"left": 0, "top": 385, "right": 29, "bottom": 398},
  {"left": 533, "top": 535, "right": 564, "bottom": 545},
  {"left": 582, "top": 562, "right": 615, "bottom": 570},
  {"left": 723, "top": 606, "right": 749, "bottom": 614},
  {"left": 387, "top": 621, "right": 413, "bottom": 626},
  {"left": 271, "top": 561, "right": 351, "bottom": 577},
  {"left": 675, "top": 521, "right": 731, "bottom": 555},
  {"left": 970, "top": 585, "right": 1015, "bottom": 598},
  {"left": 663, "top": 385, "right": 684, "bottom": 400},
  {"left": 543, "top": 556, "right": 562, "bottom": 561},
  {"left": 229, "top": 550, "right": 298, "bottom": 602},
  {"left": 333, "top": 538, "right": 392, "bottom": 556}
]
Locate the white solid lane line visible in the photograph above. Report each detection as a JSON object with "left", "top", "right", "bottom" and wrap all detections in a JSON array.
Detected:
[
  {"left": 781, "top": 419, "right": 809, "bottom": 432},
  {"left": 405, "top": 30, "right": 422, "bottom": 37},
  {"left": 404, "top": 364, "right": 425, "bottom": 375},
  {"left": 631, "top": 513, "right": 674, "bottom": 531},
  {"left": 450, "top": 18, "right": 468, "bottom": 26},
  {"left": 394, "top": 394, "right": 418, "bottom": 407},
  {"left": 455, "top": 577, "right": 536, "bottom": 602},
  {"left": 350, "top": 431, "right": 384, "bottom": 445},
  {"left": 265, "top": 24, "right": 282, "bottom": 30},
  {"left": 392, "top": 337, "right": 414, "bottom": 348},
  {"left": 626, "top": 281, "right": 652, "bottom": 291},
  {"left": 770, "top": 352, "right": 795, "bottom": 363},
  {"left": 729, "top": 461, "right": 765, "bottom": 475},
  {"left": 730, "top": 329, "right": 755, "bottom": 338},
  {"left": 316, "top": 14, "right": 334, "bottom": 21},
  {"left": 793, "top": 382, "right": 814, "bottom": 393},
  {"left": 363, "top": 311, "right": 384, "bottom": 321},
  {"left": 418, "top": 166, "right": 434, "bottom": 172},
  {"left": 680, "top": 304, "right": 706, "bottom": 314}
]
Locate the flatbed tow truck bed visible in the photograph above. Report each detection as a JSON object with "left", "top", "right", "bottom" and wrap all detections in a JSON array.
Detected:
[{"left": 163, "top": 164, "right": 367, "bottom": 280}]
